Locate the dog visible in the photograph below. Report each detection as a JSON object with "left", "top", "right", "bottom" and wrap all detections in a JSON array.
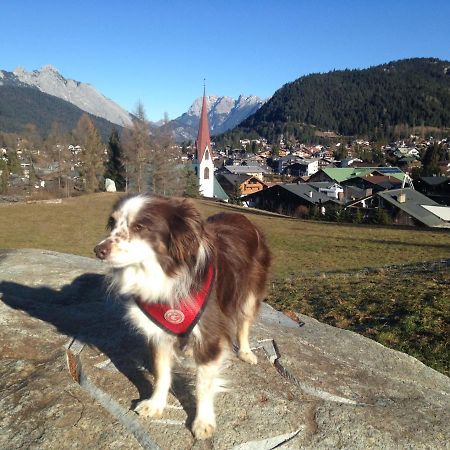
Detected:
[{"left": 94, "top": 194, "right": 271, "bottom": 439}]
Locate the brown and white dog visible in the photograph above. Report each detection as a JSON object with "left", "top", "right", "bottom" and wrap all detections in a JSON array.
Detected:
[{"left": 94, "top": 194, "right": 271, "bottom": 439}]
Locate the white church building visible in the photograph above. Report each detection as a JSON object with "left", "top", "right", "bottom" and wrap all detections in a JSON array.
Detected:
[{"left": 191, "top": 89, "right": 216, "bottom": 198}]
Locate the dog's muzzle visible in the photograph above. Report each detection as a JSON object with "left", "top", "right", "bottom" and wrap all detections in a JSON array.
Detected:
[{"left": 94, "top": 240, "right": 111, "bottom": 260}]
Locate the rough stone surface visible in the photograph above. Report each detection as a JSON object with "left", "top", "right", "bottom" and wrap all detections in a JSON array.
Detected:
[
  {"left": 1, "top": 249, "right": 449, "bottom": 450},
  {"left": 105, "top": 178, "right": 117, "bottom": 193}
]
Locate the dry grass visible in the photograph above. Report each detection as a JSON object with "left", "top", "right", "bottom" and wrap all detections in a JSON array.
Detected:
[
  {"left": 1, "top": 193, "right": 450, "bottom": 277},
  {"left": 268, "top": 266, "right": 450, "bottom": 375}
]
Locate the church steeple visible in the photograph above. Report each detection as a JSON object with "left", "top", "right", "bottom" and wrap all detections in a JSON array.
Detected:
[{"left": 196, "top": 80, "right": 211, "bottom": 162}]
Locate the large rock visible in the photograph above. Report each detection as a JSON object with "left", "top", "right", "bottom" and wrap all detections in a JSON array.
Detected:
[{"left": 0, "top": 249, "right": 449, "bottom": 449}]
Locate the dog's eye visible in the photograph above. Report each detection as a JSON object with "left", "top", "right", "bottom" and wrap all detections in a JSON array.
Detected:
[
  {"left": 133, "top": 223, "right": 144, "bottom": 232},
  {"left": 106, "top": 217, "right": 116, "bottom": 230}
]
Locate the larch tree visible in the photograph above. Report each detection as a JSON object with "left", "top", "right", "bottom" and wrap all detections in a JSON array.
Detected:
[
  {"left": 45, "top": 121, "right": 72, "bottom": 193},
  {"left": 123, "top": 102, "right": 151, "bottom": 193},
  {"left": 73, "top": 114, "right": 105, "bottom": 193},
  {"left": 148, "top": 113, "right": 183, "bottom": 196}
]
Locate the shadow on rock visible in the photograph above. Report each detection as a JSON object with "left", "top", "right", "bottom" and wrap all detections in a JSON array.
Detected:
[{"left": 0, "top": 274, "right": 196, "bottom": 424}]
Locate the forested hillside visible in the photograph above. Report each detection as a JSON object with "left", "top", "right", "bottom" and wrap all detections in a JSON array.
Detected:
[
  {"left": 220, "top": 58, "right": 450, "bottom": 144},
  {"left": 0, "top": 85, "right": 120, "bottom": 141}
]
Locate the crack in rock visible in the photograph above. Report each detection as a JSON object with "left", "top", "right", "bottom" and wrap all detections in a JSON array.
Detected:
[
  {"left": 257, "top": 339, "right": 366, "bottom": 406},
  {"left": 65, "top": 338, "right": 162, "bottom": 450},
  {"left": 230, "top": 427, "right": 302, "bottom": 450}
]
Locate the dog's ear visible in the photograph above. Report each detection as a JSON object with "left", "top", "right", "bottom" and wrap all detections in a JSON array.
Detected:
[{"left": 168, "top": 199, "right": 204, "bottom": 263}]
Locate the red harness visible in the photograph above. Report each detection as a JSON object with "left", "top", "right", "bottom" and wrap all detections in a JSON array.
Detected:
[{"left": 134, "top": 264, "right": 214, "bottom": 337}]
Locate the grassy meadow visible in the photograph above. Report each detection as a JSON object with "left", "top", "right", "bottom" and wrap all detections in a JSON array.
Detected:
[{"left": 0, "top": 193, "right": 449, "bottom": 374}]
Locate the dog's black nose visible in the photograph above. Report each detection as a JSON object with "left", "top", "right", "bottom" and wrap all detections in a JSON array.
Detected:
[{"left": 94, "top": 242, "right": 111, "bottom": 260}]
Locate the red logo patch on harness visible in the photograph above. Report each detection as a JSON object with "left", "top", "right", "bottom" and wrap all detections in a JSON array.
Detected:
[{"left": 134, "top": 264, "right": 214, "bottom": 336}]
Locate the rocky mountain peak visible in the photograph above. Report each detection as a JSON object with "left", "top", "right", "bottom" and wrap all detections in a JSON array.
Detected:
[
  {"left": 168, "top": 94, "right": 265, "bottom": 142},
  {"left": 7, "top": 66, "right": 132, "bottom": 127}
]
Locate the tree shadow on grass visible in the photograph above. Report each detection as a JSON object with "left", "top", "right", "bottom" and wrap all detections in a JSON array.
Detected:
[{"left": 0, "top": 274, "right": 196, "bottom": 427}]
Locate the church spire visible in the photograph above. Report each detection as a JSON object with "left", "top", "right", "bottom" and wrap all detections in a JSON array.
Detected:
[{"left": 196, "top": 80, "right": 211, "bottom": 162}]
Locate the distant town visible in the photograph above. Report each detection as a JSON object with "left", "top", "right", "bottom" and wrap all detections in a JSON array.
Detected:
[{"left": 1, "top": 121, "right": 449, "bottom": 229}]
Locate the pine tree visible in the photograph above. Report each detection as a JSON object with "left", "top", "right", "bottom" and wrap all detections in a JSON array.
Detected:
[
  {"left": 0, "top": 161, "right": 9, "bottom": 194},
  {"left": 183, "top": 165, "right": 200, "bottom": 198},
  {"left": 229, "top": 182, "right": 243, "bottom": 205},
  {"left": 7, "top": 149, "right": 22, "bottom": 175},
  {"left": 105, "top": 127, "right": 126, "bottom": 191},
  {"left": 422, "top": 143, "right": 445, "bottom": 176}
]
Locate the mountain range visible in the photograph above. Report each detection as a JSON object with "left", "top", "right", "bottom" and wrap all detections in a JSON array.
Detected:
[
  {"left": 2, "top": 58, "right": 450, "bottom": 146},
  {"left": 0, "top": 65, "right": 263, "bottom": 142},
  {"left": 165, "top": 95, "right": 264, "bottom": 142}
]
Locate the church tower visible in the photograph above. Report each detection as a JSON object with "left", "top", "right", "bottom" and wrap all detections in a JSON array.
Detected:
[{"left": 192, "top": 84, "right": 215, "bottom": 198}]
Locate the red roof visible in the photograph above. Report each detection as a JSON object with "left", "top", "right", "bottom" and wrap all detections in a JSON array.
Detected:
[
  {"left": 196, "top": 94, "right": 212, "bottom": 162},
  {"left": 360, "top": 175, "right": 402, "bottom": 187}
]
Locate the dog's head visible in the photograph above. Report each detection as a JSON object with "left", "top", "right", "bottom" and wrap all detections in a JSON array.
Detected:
[{"left": 94, "top": 194, "right": 205, "bottom": 275}]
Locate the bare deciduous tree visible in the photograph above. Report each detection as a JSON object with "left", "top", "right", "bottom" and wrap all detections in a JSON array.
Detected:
[
  {"left": 123, "top": 102, "right": 152, "bottom": 193},
  {"left": 73, "top": 114, "right": 105, "bottom": 193},
  {"left": 148, "top": 113, "right": 183, "bottom": 196}
]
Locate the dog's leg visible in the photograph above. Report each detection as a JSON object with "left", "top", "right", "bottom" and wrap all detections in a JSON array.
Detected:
[
  {"left": 237, "top": 318, "right": 258, "bottom": 364},
  {"left": 135, "top": 337, "right": 174, "bottom": 418},
  {"left": 192, "top": 352, "right": 224, "bottom": 440},
  {"left": 237, "top": 293, "right": 258, "bottom": 364}
]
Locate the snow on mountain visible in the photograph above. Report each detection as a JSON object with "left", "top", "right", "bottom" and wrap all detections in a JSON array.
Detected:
[
  {"left": 168, "top": 95, "right": 265, "bottom": 142},
  {"left": 1, "top": 65, "right": 132, "bottom": 127}
]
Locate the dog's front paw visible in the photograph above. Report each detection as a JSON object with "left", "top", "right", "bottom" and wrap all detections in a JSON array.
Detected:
[
  {"left": 134, "top": 398, "right": 165, "bottom": 418},
  {"left": 192, "top": 417, "right": 216, "bottom": 440},
  {"left": 238, "top": 350, "right": 258, "bottom": 365}
]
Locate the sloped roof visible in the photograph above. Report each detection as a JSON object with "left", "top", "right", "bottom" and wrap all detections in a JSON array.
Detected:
[
  {"left": 360, "top": 175, "right": 402, "bottom": 189},
  {"left": 213, "top": 176, "right": 229, "bottom": 201},
  {"left": 224, "top": 165, "right": 272, "bottom": 174},
  {"left": 217, "top": 173, "right": 252, "bottom": 187},
  {"left": 306, "top": 181, "right": 342, "bottom": 190},
  {"left": 322, "top": 167, "right": 406, "bottom": 183},
  {"left": 196, "top": 94, "right": 211, "bottom": 162},
  {"left": 377, "top": 188, "right": 450, "bottom": 228},
  {"left": 281, "top": 183, "right": 336, "bottom": 205},
  {"left": 242, "top": 182, "right": 335, "bottom": 205},
  {"left": 420, "top": 176, "right": 450, "bottom": 187}
]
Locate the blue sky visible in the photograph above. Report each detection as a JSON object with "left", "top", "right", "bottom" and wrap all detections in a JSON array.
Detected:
[{"left": 1, "top": 0, "right": 450, "bottom": 121}]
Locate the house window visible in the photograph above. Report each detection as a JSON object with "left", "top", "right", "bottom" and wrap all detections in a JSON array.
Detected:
[
  {"left": 204, "top": 167, "right": 210, "bottom": 179},
  {"left": 205, "top": 150, "right": 209, "bottom": 160}
]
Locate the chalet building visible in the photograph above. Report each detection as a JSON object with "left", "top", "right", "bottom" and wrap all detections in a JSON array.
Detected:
[
  {"left": 341, "top": 175, "right": 402, "bottom": 193},
  {"left": 377, "top": 188, "right": 450, "bottom": 228},
  {"left": 308, "top": 167, "right": 407, "bottom": 185},
  {"left": 242, "top": 183, "right": 336, "bottom": 215},
  {"left": 415, "top": 176, "right": 450, "bottom": 206},
  {"left": 346, "top": 189, "right": 450, "bottom": 228},
  {"left": 283, "top": 159, "right": 319, "bottom": 177},
  {"left": 216, "top": 173, "right": 267, "bottom": 197},
  {"left": 220, "top": 164, "right": 271, "bottom": 181}
]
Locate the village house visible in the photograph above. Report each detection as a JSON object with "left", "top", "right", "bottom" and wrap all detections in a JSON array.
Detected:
[
  {"left": 415, "top": 176, "right": 450, "bottom": 206},
  {"left": 283, "top": 158, "right": 319, "bottom": 177},
  {"left": 377, "top": 188, "right": 450, "bottom": 228},
  {"left": 242, "top": 182, "right": 337, "bottom": 215},
  {"left": 216, "top": 173, "right": 268, "bottom": 198},
  {"left": 222, "top": 164, "right": 271, "bottom": 181},
  {"left": 341, "top": 174, "right": 403, "bottom": 193}
]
